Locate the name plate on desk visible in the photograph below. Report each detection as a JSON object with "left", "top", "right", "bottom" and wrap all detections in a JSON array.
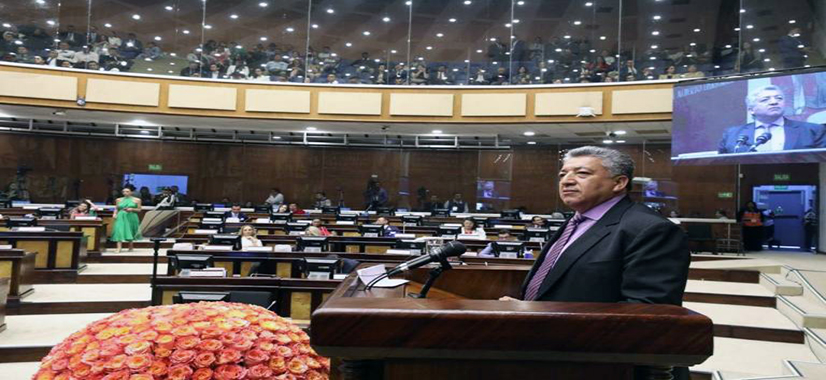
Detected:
[
  {"left": 172, "top": 243, "right": 195, "bottom": 250},
  {"left": 245, "top": 246, "right": 274, "bottom": 253},
  {"left": 0, "top": 244, "right": 12, "bottom": 250},
  {"left": 225, "top": 217, "right": 241, "bottom": 223},
  {"left": 255, "top": 218, "right": 273, "bottom": 224},
  {"left": 15, "top": 227, "right": 46, "bottom": 232},
  {"left": 494, "top": 224, "right": 515, "bottom": 229},
  {"left": 499, "top": 252, "right": 519, "bottom": 259},
  {"left": 303, "top": 247, "right": 323, "bottom": 253},
  {"left": 394, "top": 233, "right": 416, "bottom": 239},
  {"left": 193, "top": 229, "right": 219, "bottom": 235},
  {"left": 529, "top": 237, "right": 546, "bottom": 243},
  {"left": 386, "top": 249, "right": 419, "bottom": 255},
  {"left": 203, "top": 245, "right": 234, "bottom": 251},
  {"left": 458, "top": 234, "right": 484, "bottom": 240},
  {"left": 335, "top": 221, "right": 355, "bottom": 225},
  {"left": 74, "top": 216, "right": 99, "bottom": 221}
]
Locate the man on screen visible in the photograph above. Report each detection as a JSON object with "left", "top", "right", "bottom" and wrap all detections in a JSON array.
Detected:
[{"left": 718, "top": 85, "right": 826, "bottom": 154}]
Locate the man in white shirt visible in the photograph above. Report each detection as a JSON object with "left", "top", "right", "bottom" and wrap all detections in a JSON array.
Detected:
[
  {"left": 718, "top": 85, "right": 826, "bottom": 153},
  {"left": 56, "top": 42, "right": 76, "bottom": 64},
  {"left": 155, "top": 188, "right": 177, "bottom": 210}
]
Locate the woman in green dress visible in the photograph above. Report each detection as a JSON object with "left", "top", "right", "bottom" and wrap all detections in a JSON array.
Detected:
[{"left": 111, "top": 187, "right": 142, "bottom": 253}]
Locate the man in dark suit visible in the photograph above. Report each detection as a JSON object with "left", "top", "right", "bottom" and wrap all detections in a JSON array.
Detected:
[
  {"left": 718, "top": 85, "right": 826, "bottom": 154},
  {"left": 225, "top": 204, "right": 248, "bottom": 222},
  {"left": 508, "top": 146, "right": 689, "bottom": 305}
]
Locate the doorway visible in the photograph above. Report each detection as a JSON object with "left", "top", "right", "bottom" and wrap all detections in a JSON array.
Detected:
[{"left": 752, "top": 185, "right": 817, "bottom": 250}]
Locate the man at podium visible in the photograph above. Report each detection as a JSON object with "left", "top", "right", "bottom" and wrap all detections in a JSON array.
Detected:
[{"left": 517, "top": 146, "right": 690, "bottom": 305}]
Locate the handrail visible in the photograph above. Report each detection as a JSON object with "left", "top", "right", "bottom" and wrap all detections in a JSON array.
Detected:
[{"left": 785, "top": 268, "right": 826, "bottom": 307}]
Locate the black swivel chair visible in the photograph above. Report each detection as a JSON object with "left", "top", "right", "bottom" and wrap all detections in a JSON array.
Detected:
[{"left": 685, "top": 224, "right": 716, "bottom": 255}]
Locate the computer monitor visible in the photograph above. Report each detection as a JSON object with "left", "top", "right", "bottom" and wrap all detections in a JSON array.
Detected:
[
  {"left": 475, "top": 217, "right": 492, "bottom": 228},
  {"left": 171, "top": 254, "right": 215, "bottom": 270},
  {"left": 270, "top": 212, "right": 293, "bottom": 224},
  {"left": 401, "top": 215, "right": 423, "bottom": 226},
  {"left": 208, "top": 234, "right": 241, "bottom": 250},
  {"left": 431, "top": 208, "right": 451, "bottom": 217},
  {"left": 437, "top": 224, "right": 461, "bottom": 238},
  {"left": 254, "top": 204, "right": 272, "bottom": 213},
  {"left": 322, "top": 206, "right": 340, "bottom": 214},
  {"left": 500, "top": 209, "right": 521, "bottom": 219},
  {"left": 375, "top": 207, "right": 394, "bottom": 216},
  {"left": 285, "top": 222, "right": 307, "bottom": 236},
  {"left": 336, "top": 213, "right": 358, "bottom": 223},
  {"left": 203, "top": 211, "right": 226, "bottom": 220},
  {"left": 64, "top": 200, "right": 81, "bottom": 210},
  {"left": 7, "top": 217, "right": 37, "bottom": 228},
  {"left": 493, "top": 241, "right": 525, "bottom": 259},
  {"left": 199, "top": 219, "right": 224, "bottom": 232},
  {"left": 173, "top": 291, "right": 229, "bottom": 304},
  {"left": 194, "top": 203, "right": 214, "bottom": 212},
  {"left": 359, "top": 224, "right": 384, "bottom": 237},
  {"left": 303, "top": 257, "right": 340, "bottom": 280},
  {"left": 297, "top": 236, "right": 329, "bottom": 252},
  {"left": 394, "top": 239, "right": 426, "bottom": 255},
  {"left": 37, "top": 207, "right": 63, "bottom": 220},
  {"left": 524, "top": 228, "right": 551, "bottom": 243}
]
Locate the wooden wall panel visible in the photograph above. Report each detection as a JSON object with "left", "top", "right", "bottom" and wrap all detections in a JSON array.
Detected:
[
  {"left": 317, "top": 92, "right": 382, "bottom": 115},
  {"left": 461, "top": 94, "right": 527, "bottom": 116},
  {"left": 245, "top": 89, "right": 311, "bottom": 113},
  {"left": 168, "top": 85, "right": 237, "bottom": 110},
  {"left": 85, "top": 79, "right": 160, "bottom": 106},
  {"left": 612, "top": 89, "right": 673, "bottom": 114},
  {"left": 389, "top": 93, "right": 454, "bottom": 116},
  {"left": 535, "top": 92, "right": 603, "bottom": 116},
  {"left": 0, "top": 71, "right": 76, "bottom": 101}
]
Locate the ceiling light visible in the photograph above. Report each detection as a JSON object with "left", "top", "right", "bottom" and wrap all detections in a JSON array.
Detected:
[
  {"left": 653, "top": 15, "right": 661, "bottom": 20},
  {"left": 306, "top": 127, "right": 317, "bottom": 131},
  {"left": 463, "top": 0, "right": 472, "bottom": 4},
  {"left": 260, "top": 36, "right": 267, "bottom": 41},
  {"left": 690, "top": 42, "right": 696, "bottom": 46},
  {"left": 563, "top": 35, "right": 571, "bottom": 39},
  {"left": 182, "top": 29, "right": 190, "bottom": 34},
  {"left": 165, "top": 6, "right": 173, "bottom": 11},
  {"left": 286, "top": 27, "right": 294, "bottom": 32},
  {"left": 523, "top": 131, "right": 535, "bottom": 136},
  {"left": 132, "top": 14, "right": 141, "bottom": 20},
  {"left": 390, "top": 49, "right": 397, "bottom": 54},
  {"left": 363, "top": 31, "right": 371, "bottom": 36},
  {"left": 204, "top": 24, "right": 212, "bottom": 29},
  {"left": 573, "top": 20, "right": 582, "bottom": 25},
  {"left": 36, "top": 0, "right": 46, "bottom": 4},
  {"left": 383, "top": 17, "right": 391, "bottom": 22},
  {"left": 527, "top": 141, "right": 537, "bottom": 145},
  {"left": 153, "top": 36, "right": 161, "bottom": 41},
  {"left": 651, "top": 45, "right": 658, "bottom": 49},
  {"left": 585, "top": 2, "right": 593, "bottom": 6},
  {"left": 693, "top": 28, "right": 700, "bottom": 32},
  {"left": 602, "top": 140, "right": 614, "bottom": 144},
  {"left": 746, "top": 24, "right": 753, "bottom": 29},
  {"left": 739, "top": 8, "right": 746, "bottom": 13},
  {"left": 436, "top": 33, "right": 444, "bottom": 37},
  {"left": 789, "top": 20, "right": 796, "bottom": 24},
  {"left": 345, "top": 42, "right": 352, "bottom": 47},
  {"left": 426, "top": 46, "right": 432, "bottom": 50},
  {"left": 104, "top": 23, "right": 112, "bottom": 28},
  {"left": 230, "top": 14, "right": 239, "bottom": 19},
  {"left": 259, "top": 2, "right": 269, "bottom": 7},
  {"left": 476, "top": 49, "right": 483, "bottom": 53},
  {"left": 449, "top": 18, "right": 457, "bottom": 22},
  {"left": 758, "top": 48, "right": 766, "bottom": 53},
  {"left": 312, "top": 24, "right": 319, "bottom": 29},
  {"left": 753, "top": 38, "right": 760, "bottom": 42},
  {"left": 651, "top": 31, "right": 660, "bottom": 36},
  {"left": 326, "top": 8, "right": 334, "bottom": 13},
  {"left": 432, "top": 130, "right": 443, "bottom": 134},
  {"left": 517, "top": 1, "right": 525, "bottom": 5},
  {"left": 405, "top": 1, "right": 412, "bottom": 5},
  {"left": 615, "top": 130, "right": 626, "bottom": 135},
  {"left": 599, "top": 36, "right": 606, "bottom": 40}
]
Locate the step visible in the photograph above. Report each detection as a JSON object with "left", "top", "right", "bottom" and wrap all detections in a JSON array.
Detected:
[
  {"left": 690, "top": 337, "right": 818, "bottom": 377},
  {"left": 690, "top": 259, "right": 784, "bottom": 274},
  {"left": 0, "top": 362, "right": 40, "bottom": 379},
  {"left": 5, "top": 283, "right": 152, "bottom": 315},
  {"left": 760, "top": 273, "right": 804, "bottom": 296},
  {"left": 778, "top": 296, "right": 826, "bottom": 329},
  {"left": 0, "top": 313, "right": 112, "bottom": 363},
  {"left": 716, "top": 360, "right": 826, "bottom": 379},
  {"left": 683, "top": 302, "right": 803, "bottom": 343},
  {"left": 685, "top": 280, "right": 777, "bottom": 307},
  {"left": 75, "top": 263, "right": 167, "bottom": 283}
]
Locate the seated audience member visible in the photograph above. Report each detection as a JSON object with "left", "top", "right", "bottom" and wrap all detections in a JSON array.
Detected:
[
  {"left": 410, "top": 64, "right": 428, "bottom": 85},
  {"left": 530, "top": 216, "right": 546, "bottom": 228},
  {"left": 491, "top": 67, "right": 509, "bottom": 85},
  {"left": 375, "top": 216, "right": 399, "bottom": 237},
  {"left": 325, "top": 73, "right": 339, "bottom": 84},
  {"left": 249, "top": 67, "right": 270, "bottom": 82},
  {"left": 61, "top": 61, "right": 73, "bottom": 68},
  {"left": 265, "top": 188, "right": 284, "bottom": 208},
  {"left": 154, "top": 187, "right": 177, "bottom": 210},
  {"left": 313, "top": 192, "right": 332, "bottom": 209},
  {"left": 32, "top": 55, "right": 46, "bottom": 65},
  {"left": 227, "top": 60, "right": 250, "bottom": 78},
  {"left": 430, "top": 65, "right": 453, "bottom": 85},
  {"left": 205, "top": 63, "right": 224, "bottom": 79},
  {"left": 478, "top": 230, "right": 517, "bottom": 257},
  {"left": 311, "top": 218, "right": 335, "bottom": 236},
  {"left": 138, "top": 186, "right": 153, "bottom": 205},
  {"left": 86, "top": 61, "right": 101, "bottom": 71},
  {"left": 225, "top": 204, "right": 248, "bottom": 221},
  {"left": 304, "top": 226, "right": 322, "bottom": 236},
  {"left": 658, "top": 65, "right": 678, "bottom": 80},
  {"left": 120, "top": 33, "right": 143, "bottom": 59},
  {"left": 56, "top": 41, "right": 76, "bottom": 64},
  {"left": 288, "top": 203, "right": 306, "bottom": 215},
  {"left": 137, "top": 42, "right": 162, "bottom": 60},
  {"left": 58, "top": 25, "right": 84, "bottom": 48},
  {"left": 423, "top": 194, "right": 441, "bottom": 212},
  {"left": 681, "top": 64, "right": 705, "bottom": 78},
  {"left": 238, "top": 225, "right": 263, "bottom": 248},
  {"left": 276, "top": 204, "right": 289, "bottom": 213},
  {"left": 74, "top": 46, "right": 100, "bottom": 65},
  {"left": 180, "top": 61, "right": 204, "bottom": 77},
  {"left": 444, "top": 193, "right": 470, "bottom": 213},
  {"left": 459, "top": 218, "right": 487, "bottom": 240},
  {"left": 15, "top": 46, "right": 33, "bottom": 63},
  {"left": 69, "top": 199, "right": 99, "bottom": 219}
]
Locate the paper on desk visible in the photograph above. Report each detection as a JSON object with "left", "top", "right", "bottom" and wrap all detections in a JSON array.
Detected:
[{"left": 357, "top": 264, "right": 409, "bottom": 288}]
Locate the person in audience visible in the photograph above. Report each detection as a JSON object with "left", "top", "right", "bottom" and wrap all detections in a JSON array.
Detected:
[
  {"left": 779, "top": 27, "right": 808, "bottom": 69},
  {"left": 304, "top": 226, "right": 322, "bottom": 236},
  {"left": 227, "top": 59, "right": 250, "bottom": 78},
  {"left": 111, "top": 187, "right": 142, "bottom": 253},
  {"left": 180, "top": 61, "right": 204, "bottom": 77},
  {"left": 138, "top": 186, "right": 153, "bottom": 205},
  {"left": 470, "top": 69, "right": 489, "bottom": 85},
  {"left": 69, "top": 199, "right": 99, "bottom": 219},
  {"left": 15, "top": 46, "right": 33, "bottom": 63},
  {"left": 714, "top": 209, "right": 729, "bottom": 220},
  {"left": 444, "top": 193, "right": 469, "bottom": 213},
  {"left": 375, "top": 216, "right": 399, "bottom": 237},
  {"left": 170, "top": 186, "right": 187, "bottom": 205},
  {"left": 86, "top": 61, "right": 101, "bottom": 71},
  {"left": 736, "top": 41, "right": 764, "bottom": 73},
  {"left": 658, "top": 65, "right": 678, "bottom": 80},
  {"left": 513, "top": 66, "right": 531, "bottom": 85},
  {"left": 314, "top": 192, "right": 332, "bottom": 209},
  {"left": 459, "top": 218, "right": 486, "bottom": 240},
  {"left": 423, "top": 194, "right": 441, "bottom": 212},
  {"left": 120, "top": 33, "right": 143, "bottom": 60},
  {"left": 364, "top": 179, "right": 388, "bottom": 209},
  {"left": 32, "top": 55, "right": 45, "bottom": 65},
  {"left": 288, "top": 203, "right": 305, "bottom": 215},
  {"left": 505, "top": 146, "right": 690, "bottom": 312},
  {"left": 478, "top": 229, "right": 517, "bottom": 257},
  {"left": 491, "top": 67, "right": 509, "bottom": 85},
  {"left": 265, "top": 188, "right": 284, "bottom": 208},
  {"left": 249, "top": 67, "right": 269, "bottom": 82},
  {"left": 61, "top": 61, "right": 73, "bottom": 68},
  {"left": 410, "top": 64, "right": 428, "bottom": 85},
  {"left": 325, "top": 73, "right": 339, "bottom": 84},
  {"left": 681, "top": 64, "right": 704, "bottom": 78},
  {"left": 738, "top": 201, "right": 764, "bottom": 252},
  {"left": 311, "top": 218, "right": 335, "bottom": 236},
  {"left": 137, "top": 41, "right": 162, "bottom": 60},
  {"left": 530, "top": 216, "right": 546, "bottom": 228},
  {"left": 238, "top": 225, "right": 263, "bottom": 248},
  {"left": 74, "top": 46, "right": 100, "bottom": 66},
  {"left": 276, "top": 204, "right": 289, "bottom": 213},
  {"left": 27, "top": 28, "right": 52, "bottom": 53},
  {"left": 205, "top": 63, "right": 224, "bottom": 79},
  {"left": 430, "top": 65, "right": 453, "bottom": 85},
  {"left": 225, "top": 204, "right": 248, "bottom": 221},
  {"left": 58, "top": 25, "right": 84, "bottom": 48},
  {"left": 374, "top": 64, "right": 388, "bottom": 84},
  {"left": 56, "top": 41, "right": 76, "bottom": 65}
]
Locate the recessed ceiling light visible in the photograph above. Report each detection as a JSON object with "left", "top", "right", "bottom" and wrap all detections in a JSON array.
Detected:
[
  {"left": 390, "top": 49, "right": 397, "bottom": 54},
  {"left": 165, "top": 5, "right": 173, "bottom": 11},
  {"left": 651, "top": 45, "right": 658, "bottom": 49},
  {"left": 132, "top": 14, "right": 141, "bottom": 20},
  {"left": 260, "top": 36, "right": 267, "bottom": 41},
  {"left": 602, "top": 140, "right": 614, "bottom": 144},
  {"left": 326, "top": 8, "right": 334, "bottom": 13},
  {"left": 517, "top": 1, "right": 525, "bottom": 5},
  {"left": 382, "top": 17, "right": 391, "bottom": 22},
  {"left": 653, "top": 15, "right": 661, "bottom": 20},
  {"left": 527, "top": 141, "right": 536, "bottom": 145},
  {"left": 449, "top": 18, "right": 457, "bottom": 22},
  {"left": 523, "top": 131, "right": 535, "bottom": 136},
  {"left": 426, "top": 46, "right": 433, "bottom": 50},
  {"left": 563, "top": 35, "right": 571, "bottom": 39},
  {"left": 432, "top": 130, "right": 443, "bottom": 134},
  {"left": 573, "top": 20, "right": 581, "bottom": 25},
  {"left": 615, "top": 130, "right": 626, "bottom": 135},
  {"left": 286, "top": 27, "right": 294, "bottom": 32},
  {"left": 363, "top": 31, "right": 371, "bottom": 36},
  {"left": 46, "top": 20, "right": 55, "bottom": 26},
  {"left": 259, "top": 2, "right": 269, "bottom": 7},
  {"left": 345, "top": 42, "right": 352, "bottom": 47},
  {"left": 154, "top": 36, "right": 162, "bottom": 41},
  {"left": 436, "top": 33, "right": 444, "bottom": 37},
  {"left": 312, "top": 24, "right": 319, "bottom": 29},
  {"left": 585, "top": 2, "right": 593, "bottom": 6},
  {"left": 753, "top": 37, "right": 760, "bottom": 42},
  {"left": 405, "top": 1, "right": 412, "bottom": 5},
  {"left": 182, "top": 29, "right": 190, "bottom": 34},
  {"left": 693, "top": 28, "right": 701, "bottom": 32},
  {"left": 464, "top": 0, "right": 472, "bottom": 4},
  {"left": 204, "top": 24, "right": 212, "bottom": 29},
  {"left": 739, "top": 8, "right": 746, "bottom": 13},
  {"left": 230, "top": 14, "right": 239, "bottom": 19},
  {"left": 104, "top": 23, "right": 112, "bottom": 28},
  {"left": 651, "top": 31, "right": 660, "bottom": 36},
  {"left": 476, "top": 49, "right": 483, "bottom": 53},
  {"left": 746, "top": 24, "right": 753, "bottom": 29},
  {"left": 789, "top": 20, "right": 796, "bottom": 24}
]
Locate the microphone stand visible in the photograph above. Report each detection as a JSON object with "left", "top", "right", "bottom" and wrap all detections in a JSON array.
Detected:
[
  {"left": 408, "top": 257, "right": 453, "bottom": 299},
  {"left": 149, "top": 237, "right": 166, "bottom": 305}
]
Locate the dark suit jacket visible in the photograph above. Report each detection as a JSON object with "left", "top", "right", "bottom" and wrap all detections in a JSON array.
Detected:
[
  {"left": 718, "top": 118, "right": 826, "bottom": 154},
  {"left": 225, "top": 212, "right": 248, "bottom": 221},
  {"left": 521, "top": 196, "right": 689, "bottom": 305}
]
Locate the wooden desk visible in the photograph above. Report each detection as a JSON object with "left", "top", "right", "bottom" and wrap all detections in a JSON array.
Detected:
[
  {"left": 0, "top": 277, "right": 7, "bottom": 333},
  {"left": 311, "top": 265, "right": 714, "bottom": 380},
  {"left": 166, "top": 250, "right": 413, "bottom": 277},
  {"left": 0, "top": 231, "right": 87, "bottom": 273},
  {"left": 0, "top": 249, "right": 36, "bottom": 301},
  {"left": 152, "top": 276, "right": 341, "bottom": 320},
  {"left": 39, "top": 220, "right": 107, "bottom": 254}
]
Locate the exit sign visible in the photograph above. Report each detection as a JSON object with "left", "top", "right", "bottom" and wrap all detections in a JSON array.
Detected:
[
  {"left": 148, "top": 164, "right": 163, "bottom": 172},
  {"left": 773, "top": 174, "right": 790, "bottom": 181},
  {"left": 717, "top": 192, "right": 733, "bottom": 199}
]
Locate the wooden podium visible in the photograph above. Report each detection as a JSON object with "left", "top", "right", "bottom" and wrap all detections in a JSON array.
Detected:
[{"left": 311, "top": 265, "right": 713, "bottom": 380}]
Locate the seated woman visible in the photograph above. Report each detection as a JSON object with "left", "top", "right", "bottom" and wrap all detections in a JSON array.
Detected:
[
  {"left": 275, "top": 204, "right": 289, "bottom": 213},
  {"left": 459, "top": 218, "right": 486, "bottom": 240},
  {"left": 530, "top": 216, "right": 546, "bottom": 228},
  {"left": 311, "top": 218, "right": 335, "bottom": 236},
  {"left": 69, "top": 199, "right": 99, "bottom": 219},
  {"left": 238, "top": 225, "right": 263, "bottom": 249},
  {"left": 304, "top": 226, "right": 322, "bottom": 236}
]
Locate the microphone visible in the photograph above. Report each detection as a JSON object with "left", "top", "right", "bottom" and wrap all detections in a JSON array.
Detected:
[
  {"left": 748, "top": 133, "right": 772, "bottom": 152},
  {"left": 734, "top": 135, "right": 749, "bottom": 152},
  {"left": 385, "top": 241, "right": 467, "bottom": 277}
]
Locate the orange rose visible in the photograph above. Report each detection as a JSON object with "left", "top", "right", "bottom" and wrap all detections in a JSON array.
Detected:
[
  {"left": 201, "top": 327, "right": 223, "bottom": 338},
  {"left": 167, "top": 364, "right": 194, "bottom": 380},
  {"left": 193, "top": 352, "right": 216, "bottom": 368},
  {"left": 170, "top": 349, "right": 197, "bottom": 364},
  {"left": 214, "top": 364, "right": 248, "bottom": 380},
  {"left": 259, "top": 320, "right": 281, "bottom": 331},
  {"left": 176, "top": 336, "right": 201, "bottom": 350},
  {"left": 156, "top": 334, "right": 176, "bottom": 347},
  {"left": 70, "top": 363, "right": 91, "bottom": 376},
  {"left": 287, "top": 357, "right": 308, "bottom": 374},
  {"left": 296, "top": 344, "right": 312, "bottom": 354},
  {"left": 217, "top": 348, "right": 242, "bottom": 364},
  {"left": 256, "top": 341, "right": 274, "bottom": 352},
  {"left": 95, "top": 328, "right": 117, "bottom": 340},
  {"left": 268, "top": 357, "right": 286, "bottom": 374},
  {"left": 148, "top": 359, "right": 169, "bottom": 375},
  {"left": 155, "top": 347, "right": 173, "bottom": 358},
  {"left": 125, "top": 340, "right": 152, "bottom": 355},
  {"left": 138, "top": 330, "right": 159, "bottom": 341},
  {"left": 306, "top": 370, "right": 326, "bottom": 380},
  {"left": 247, "top": 363, "right": 273, "bottom": 379},
  {"left": 50, "top": 358, "right": 69, "bottom": 371},
  {"left": 66, "top": 342, "right": 86, "bottom": 355},
  {"left": 117, "top": 334, "right": 139, "bottom": 345},
  {"left": 192, "top": 367, "right": 214, "bottom": 380},
  {"left": 304, "top": 356, "right": 321, "bottom": 369},
  {"left": 172, "top": 325, "right": 198, "bottom": 336},
  {"left": 220, "top": 333, "right": 237, "bottom": 345},
  {"left": 230, "top": 339, "right": 254, "bottom": 351},
  {"left": 153, "top": 321, "right": 173, "bottom": 333},
  {"left": 201, "top": 339, "right": 223, "bottom": 351},
  {"left": 275, "top": 346, "right": 294, "bottom": 358},
  {"left": 34, "top": 370, "right": 56, "bottom": 380},
  {"left": 100, "top": 343, "right": 123, "bottom": 357},
  {"left": 126, "top": 354, "right": 153, "bottom": 371},
  {"left": 244, "top": 349, "right": 269, "bottom": 364},
  {"left": 129, "top": 375, "right": 153, "bottom": 380},
  {"left": 274, "top": 334, "right": 292, "bottom": 344},
  {"left": 54, "top": 373, "right": 72, "bottom": 380},
  {"left": 104, "top": 354, "right": 127, "bottom": 370},
  {"left": 238, "top": 329, "right": 258, "bottom": 341},
  {"left": 172, "top": 317, "right": 188, "bottom": 326},
  {"left": 101, "top": 369, "right": 130, "bottom": 380}
]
